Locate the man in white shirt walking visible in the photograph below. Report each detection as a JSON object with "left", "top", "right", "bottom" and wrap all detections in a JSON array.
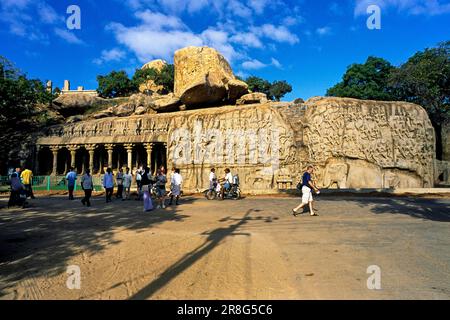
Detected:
[
  {"left": 103, "top": 168, "right": 114, "bottom": 203},
  {"left": 169, "top": 168, "right": 183, "bottom": 205}
]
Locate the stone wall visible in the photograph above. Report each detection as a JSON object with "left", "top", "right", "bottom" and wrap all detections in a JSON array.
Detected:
[{"left": 37, "top": 97, "right": 437, "bottom": 193}]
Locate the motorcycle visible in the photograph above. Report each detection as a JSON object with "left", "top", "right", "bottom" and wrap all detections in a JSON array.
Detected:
[{"left": 204, "top": 175, "right": 241, "bottom": 200}]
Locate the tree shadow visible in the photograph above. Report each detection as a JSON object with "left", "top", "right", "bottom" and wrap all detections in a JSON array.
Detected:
[
  {"left": 0, "top": 195, "right": 194, "bottom": 297},
  {"left": 322, "top": 195, "right": 450, "bottom": 222},
  {"left": 129, "top": 208, "right": 273, "bottom": 300}
]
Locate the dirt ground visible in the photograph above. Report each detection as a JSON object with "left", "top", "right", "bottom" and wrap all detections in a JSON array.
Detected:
[{"left": 0, "top": 192, "right": 449, "bottom": 300}]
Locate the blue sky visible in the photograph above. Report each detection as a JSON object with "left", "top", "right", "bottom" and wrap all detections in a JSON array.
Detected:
[{"left": 1, "top": 0, "right": 449, "bottom": 101}]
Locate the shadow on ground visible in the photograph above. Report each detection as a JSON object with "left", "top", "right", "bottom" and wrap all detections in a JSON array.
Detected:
[
  {"left": 128, "top": 208, "right": 273, "bottom": 300},
  {"left": 321, "top": 195, "right": 450, "bottom": 222},
  {"left": 0, "top": 195, "right": 195, "bottom": 297}
]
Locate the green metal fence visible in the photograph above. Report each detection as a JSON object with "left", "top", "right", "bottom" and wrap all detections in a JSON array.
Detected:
[{"left": 0, "top": 176, "right": 104, "bottom": 192}]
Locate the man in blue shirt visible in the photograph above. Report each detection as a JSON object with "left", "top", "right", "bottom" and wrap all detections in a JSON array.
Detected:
[
  {"left": 292, "top": 165, "right": 320, "bottom": 216},
  {"left": 66, "top": 167, "right": 77, "bottom": 200}
]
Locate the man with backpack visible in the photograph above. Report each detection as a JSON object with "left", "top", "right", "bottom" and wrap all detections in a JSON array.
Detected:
[{"left": 292, "top": 165, "right": 320, "bottom": 217}]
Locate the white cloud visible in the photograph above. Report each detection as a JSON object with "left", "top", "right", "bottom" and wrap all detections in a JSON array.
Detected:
[
  {"left": 228, "top": 0, "right": 253, "bottom": 18},
  {"left": 254, "top": 24, "right": 300, "bottom": 45},
  {"left": 316, "top": 26, "right": 331, "bottom": 36},
  {"left": 54, "top": 28, "right": 85, "bottom": 44},
  {"left": 107, "top": 2, "right": 300, "bottom": 66},
  {"left": 242, "top": 57, "right": 282, "bottom": 70},
  {"left": 354, "top": 0, "right": 450, "bottom": 16},
  {"left": 248, "top": 0, "right": 271, "bottom": 14},
  {"left": 230, "top": 32, "right": 263, "bottom": 48},
  {"left": 271, "top": 57, "right": 282, "bottom": 68},
  {"left": 135, "top": 10, "right": 187, "bottom": 30},
  {"left": 1, "top": 0, "right": 31, "bottom": 10},
  {"left": 93, "top": 48, "right": 127, "bottom": 65},
  {"left": 108, "top": 21, "right": 203, "bottom": 62},
  {"left": 242, "top": 59, "right": 267, "bottom": 70},
  {"left": 37, "top": 2, "right": 62, "bottom": 24},
  {"left": 282, "top": 15, "right": 304, "bottom": 26}
]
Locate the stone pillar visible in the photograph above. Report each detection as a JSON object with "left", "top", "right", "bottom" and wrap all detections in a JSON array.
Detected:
[
  {"left": 63, "top": 80, "right": 70, "bottom": 91},
  {"left": 85, "top": 144, "right": 97, "bottom": 173},
  {"left": 144, "top": 143, "right": 154, "bottom": 169},
  {"left": 67, "top": 145, "right": 79, "bottom": 169},
  {"left": 163, "top": 142, "right": 167, "bottom": 171},
  {"left": 49, "top": 146, "right": 60, "bottom": 176},
  {"left": 105, "top": 144, "right": 114, "bottom": 169},
  {"left": 124, "top": 144, "right": 134, "bottom": 170},
  {"left": 35, "top": 145, "right": 41, "bottom": 174},
  {"left": 46, "top": 81, "right": 52, "bottom": 93}
]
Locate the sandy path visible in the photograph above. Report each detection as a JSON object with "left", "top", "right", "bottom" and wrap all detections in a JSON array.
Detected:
[{"left": 0, "top": 195, "right": 449, "bottom": 299}]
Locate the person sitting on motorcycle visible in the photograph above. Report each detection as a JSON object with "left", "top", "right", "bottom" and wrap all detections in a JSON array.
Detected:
[
  {"left": 209, "top": 168, "right": 217, "bottom": 189},
  {"left": 220, "top": 168, "right": 233, "bottom": 199}
]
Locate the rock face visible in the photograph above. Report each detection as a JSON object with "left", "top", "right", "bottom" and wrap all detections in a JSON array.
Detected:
[
  {"left": 302, "top": 97, "right": 435, "bottom": 188},
  {"left": 236, "top": 92, "right": 268, "bottom": 105},
  {"left": 38, "top": 97, "right": 436, "bottom": 192},
  {"left": 152, "top": 93, "right": 182, "bottom": 112},
  {"left": 174, "top": 46, "right": 248, "bottom": 105},
  {"left": 52, "top": 94, "right": 103, "bottom": 117},
  {"left": 138, "top": 59, "right": 167, "bottom": 94}
]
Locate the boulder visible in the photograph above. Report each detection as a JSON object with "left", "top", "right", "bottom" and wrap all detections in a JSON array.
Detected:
[
  {"left": 113, "top": 93, "right": 156, "bottom": 116},
  {"left": 174, "top": 46, "right": 247, "bottom": 106},
  {"left": 52, "top": 93, "right": 102, "bottom": 117},
  {"left": 134, "top": 106, "right": 148, "bottom": 115},
  {"left": 139, "top": 59, "right": 167, "bottom": 94},
  {"left": 236, "top": 92, "right": 268, "bottom": 105},
  {"left": 152, "top": 93, "right": 181, "bottom": 112},
  {"left": 66, "top": 115, "right": 85, "bottom": 123},
  {"left": 227, "top": 79, "right": 249, "bottom": 102},
  {"left": 114, "top": 103, "right": 135, "bottom": 117}
]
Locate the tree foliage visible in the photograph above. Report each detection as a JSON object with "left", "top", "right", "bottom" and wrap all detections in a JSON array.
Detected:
[
  {"left": 389, "top": 41, "right": 450, "bottom": 126},
  {"left": 96, "top": 70, "right": 137, "bottom": 98},
  {"left": 244, "top": 76, "right": 292, "bottom": 101},
  {"left": 326, "top": 56, "right": 396, "bottom": 101},
  {"left": 270, "top": 80, "right": 292, "bottom": 101},
  {"left": 0, "top": 56, "right": 54, "bottom": 122},
  {"left": 132, "top": 64, "right": 174, "bottom": 94}
]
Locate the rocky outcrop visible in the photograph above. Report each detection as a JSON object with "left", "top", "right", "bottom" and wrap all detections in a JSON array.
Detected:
[
  {"left": 52, "top": 94, "right": 103, "bottom": 117},
  {"left": 152, "top": 93, "right": 182, "bottom": 112},
  {"left": 39, "top": 97, "right": 436, "bottom": 192},
  {"left": 174, "top": 46, "right": 248, "bottom": 106},
  {"left": 301, "top": 97, "right": 435, "bottom": 188},
  {"left": 138, "top": 59, "right": 167, "bottom": 94},
  {"left": 236, "top": 92, "right": 268, "bottom": 105}
]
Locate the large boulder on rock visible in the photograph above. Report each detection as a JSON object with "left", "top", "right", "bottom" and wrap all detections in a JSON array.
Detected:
[
  {"left": 138, "top": 59, "right": 168, "bottom": 94},
  {"left": 174, "top": 46, "right": 248, "bottom": 106},
  {"left": 152, "top": 93, "right": 182, "bottom": 112},
  {"left": 236, "top": 92, "right": 268, "bottom": 105},
  {"left": 227, "top": 79, "right": 249, "bottom": 102},
  {"left": 52, "top": 93, "right": 102, "bottom": 117}
]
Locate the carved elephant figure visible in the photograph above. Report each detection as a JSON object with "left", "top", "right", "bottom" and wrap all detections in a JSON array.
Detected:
[{"left": 322, "top": 163, "right": 349, "bottom": 189}]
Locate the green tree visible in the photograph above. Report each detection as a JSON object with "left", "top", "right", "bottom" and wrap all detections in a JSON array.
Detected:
[
  {"left": 245, "top": 76, "right": 293, "bottom": 101},
  {"left": 245, "top": 76, "right": 271, "bottom": 97},
  {"left": 326, "top": 56, "right": 396, "bottom": 101},
  {"left": 132, "top": 64, "right": 174, "bottom": 94},
  {"left": 96, "top": 70, "right": 137, "bottom": 98},
  {"left": 389, "top": 41, "right": 449, "bottom": 126},
  {"left": 0, "top": 56, "right": 53, "bottom": 122},
  {"left": 270, "top": 80, "right": 292, "bottom": 101},
  {"left": 389, "top": 41, "right": 450, "bottom": 159}
]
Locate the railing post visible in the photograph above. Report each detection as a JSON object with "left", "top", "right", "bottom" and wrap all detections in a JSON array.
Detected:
[{"left": 47, "top": 176, "right": 50, "bottom": 191}]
